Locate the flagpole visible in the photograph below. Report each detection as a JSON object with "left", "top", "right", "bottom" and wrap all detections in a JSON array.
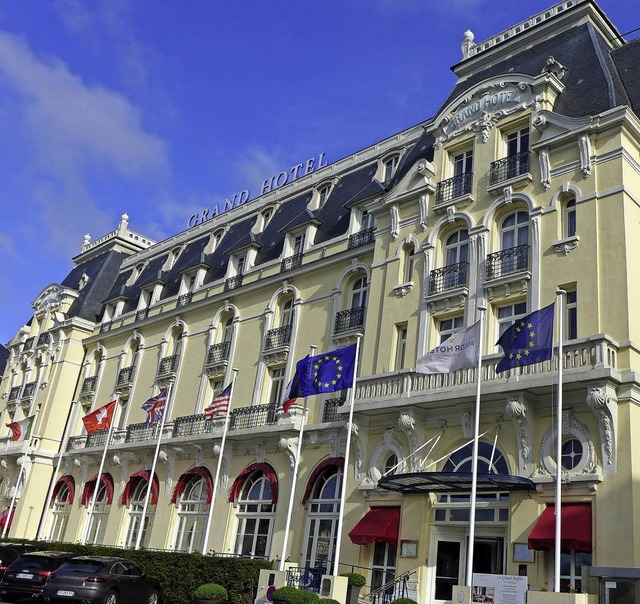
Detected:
[
  {"left": 332, "top": 334, "right": 362, "bottom": 578},
  {"left": 202, "top": 369, "right": 238, "bottom": 554},
  {"left": 554, "top": 290, "right": 565, "bottom": 592},
  {"left": 81, "top": 395, "right": 120, "bottom": 545},
  {"left": 465, "top": 306, "right": 486, "bottom": 587},
  {"left": 2, "top": 410, "right": 40, "bottom": 539},
  {"left": 279, "top": 346, "right": 316, "bottom": 571},
  {"left": 135, "top": 381, "right": 174, "bottom": 551}
]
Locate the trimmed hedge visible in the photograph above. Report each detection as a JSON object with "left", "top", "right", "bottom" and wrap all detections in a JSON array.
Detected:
[{"left": 4, "top": 539, "right": 271, "bottom": 604}]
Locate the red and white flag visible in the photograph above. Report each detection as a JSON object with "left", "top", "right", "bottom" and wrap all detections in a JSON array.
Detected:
[
  {"left": 82, "top": 400, "right": 117, "bottom": 435},
  {"left": 6, "top": 416, "right": 34, "bottom": 442},
  {"left": 204, "top": 383, "right": 232, "bottom": 419}
]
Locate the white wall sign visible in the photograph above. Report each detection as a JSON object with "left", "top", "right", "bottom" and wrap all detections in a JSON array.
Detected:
[{"left": 472, "top": 573, "right": 527, "bottom": 604}]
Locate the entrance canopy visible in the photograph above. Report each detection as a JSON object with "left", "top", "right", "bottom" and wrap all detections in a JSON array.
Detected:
[
  {"left": 377, "top": 472, "right": 535, "bottom": 494},
  {"left": 528, "top": 503, "right": 592, "bottom": 552},
  {"left": 349, "top": 506, "right": 400, "bottom": 545}
]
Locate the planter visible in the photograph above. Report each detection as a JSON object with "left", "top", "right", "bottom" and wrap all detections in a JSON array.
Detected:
[{"left": 346, "top": 585, "right": 361, "bottom": 604}]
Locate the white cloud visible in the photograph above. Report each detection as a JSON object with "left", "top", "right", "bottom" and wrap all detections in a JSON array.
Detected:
[{"left": 233, "top": 145, "right": 285, "bottom": 192}]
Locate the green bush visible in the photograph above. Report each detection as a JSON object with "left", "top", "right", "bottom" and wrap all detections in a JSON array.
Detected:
[
  {"left": 318, "top": 599, "right": 342, "bottom": 604},
  {"left": 299, "top": 591, "right": 320, "bottom": 604},
  {"left": 193, "top": 583, "right": 228, "bottom": 601},
  {"left": 391, "top": 599, "right": 418, "bottom": 604},
  {"left": 272, "top": 586, "right": 320, "bottom": 604},
  {"left": 8, "top": 539, "right": 271, "bottom": 604},
  {"left": 340, "top": 572, "right": 366, "bottom": 588}
]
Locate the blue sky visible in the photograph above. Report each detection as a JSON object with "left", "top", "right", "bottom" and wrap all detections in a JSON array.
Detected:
[{"left": 0, "top": 0, "right": 638, "bottom": 344}]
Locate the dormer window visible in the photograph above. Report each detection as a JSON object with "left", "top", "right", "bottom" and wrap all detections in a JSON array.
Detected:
[
  {"left": 262, "top": 208, "right": 273, "bottom": 228},
  {"left": 318, "top": 184, "right": 332, "bottom": 208},
  {"left": 384, "top": 155, "right": 400, "bottom": 182},
  {"left": 164, "top": 247, "right": 182, "bottom": 271},
  {"left": 206, "top": 229, "right": 225, "bottom": 254}
]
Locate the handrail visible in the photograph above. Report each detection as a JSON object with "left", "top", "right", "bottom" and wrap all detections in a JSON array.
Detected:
[{"left": 366, "top": 570, "right": 416, "bottom": 604}]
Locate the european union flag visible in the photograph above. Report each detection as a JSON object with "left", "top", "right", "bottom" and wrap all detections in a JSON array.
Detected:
[
  {"left": 496, "top": 303, "right": 555, "bottom": 374},
  {"left": 296, "top": 344, "right": 357, "bottom": 396}
]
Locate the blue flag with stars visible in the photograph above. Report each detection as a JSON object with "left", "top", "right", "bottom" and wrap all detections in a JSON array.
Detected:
[
  {"left": 496, "top": 303, "right": 555, "bottom": 374},
  {"left": 296, "top": 344, "right": 357, "bottom": 396}
]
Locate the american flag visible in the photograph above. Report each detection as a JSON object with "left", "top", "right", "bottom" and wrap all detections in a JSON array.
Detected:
[
  {"left": 204, "top": 383, "right": 232, "bottom": 419},
  {"left": 142, "top": 390, "right": 168, "bottom": 426}
]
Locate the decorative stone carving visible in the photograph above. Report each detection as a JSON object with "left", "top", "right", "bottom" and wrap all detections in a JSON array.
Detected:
[
  {"left": 277, "top": 437, "right": 296, "bottom": 485},
  {"left": 579, "top": 135, "right": 592, "bottom": 177},
  {"left": 419, "top": 194, "right": 429, "bottom": 231},
  {"left": 586, "top": 386, "right": 617, "bottom": 473},
  {"left": 397, "top": 410, "right": 418, "bottom": 471},
  {"left": 539, "top": 148, "right": 550, "bottom": 190},
  {"left": 393, "top": 283, "right": 413, "bottom": 298},
  {"left": 503, "top": 186, "right": 513, "bottom": 205},
  {"left": 553, "top": 236, "right": 579, "bottom": 256},
  {"left": 446, "top": 206, "right": 455, "bottom": 223},
  {"left": 541, "top": 56, "right": 567, "bottom": 80},
  {"left": 505, "top": 396, "right": 534, "bottom": 474},
  {"left": 390, "top": 205, "right": 399, "bottom": 241}
]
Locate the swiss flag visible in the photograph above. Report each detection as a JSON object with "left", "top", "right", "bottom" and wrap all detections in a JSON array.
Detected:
[{"left": 82, "top": 400, "right": 117, "bottom": 435}]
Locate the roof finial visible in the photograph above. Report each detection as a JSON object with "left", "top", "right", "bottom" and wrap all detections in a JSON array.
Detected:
[{"left": 462, "top": 29, "right": 475, "bottom": 60}]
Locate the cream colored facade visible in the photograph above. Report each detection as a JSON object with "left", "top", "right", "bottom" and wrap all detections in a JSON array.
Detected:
[{"left": 2, "top": 1, "right": 640, "bottom": 602}]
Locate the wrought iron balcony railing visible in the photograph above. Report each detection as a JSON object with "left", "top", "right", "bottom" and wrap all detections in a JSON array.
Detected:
[
  {"left": 116, "top": 366, "right": 135, "bottom": 387},
  {"left": 8, "top": 386, "right": 21, "bottom": 401},
  {"left": 428, "top": 262, "right": 468, "bottom": 295},
  {"left": 206, "top": 341, "right": 231, "bottom": 365},
  {"left": 264, "top": 325, "right": 293, "bottom": 351},
  {"left": 224, "top": 275, "right": 243, "bottom": 291},
  {"left": 172, "top": 413, "right": 214, "bottom": 438},
  {"left": 435, "top": 172, "right": 473, "bottom": 205},
  {"left": 23, "top": 337, "right": 35, "bottom": 350},
  {"left": 177, "top": 292, "right": 193, "bottom": 307},
  {"left": 486, "top": 245, "right": 529, "bottom": 280},
  {"left": 22, "top": 381, "right": 37, "bottom": 399},
  {"left": 323, "top": 398, "right": 346, "bottom": 422},
  {"left": 125, "top": 422, "right": 160, "bottom": 443},
  {"left": 334, "top": 306, "right": 366, "bottom": 334},
  {"left": 489, "top": 150, "right": 530, "bottom": 186},
  {"left": 229, "top": 403, "right": 277, "bottom": 430},
  {"left": 37, "top": 332, "right": 51, "bottom": 347},
  {"left": 86, "top": 428, "right": 110, "bottom": 449},
  {"left": 81, "top": 376, "right": 98, "bottom": 395},
  {"left": 286, "top": 566, "right": 326, "bottom": 593},
  {"left": 281, "top": 253, "right": 303, "bottom": 272},
  {"left": 348, "top": 227, "right": 375, "bottom": 249},
  {"left": 100, "top": 321, "right": 112, "bottom": 333},
  {"left": 158, "top": 355, "right": 179, "bottom": 376},
  {"left": 136, "top": 308, "right": 148, "bottom": 321}
]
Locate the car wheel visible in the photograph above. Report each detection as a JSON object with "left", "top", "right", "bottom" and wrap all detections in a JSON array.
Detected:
[
  {"left": 147, "top": 589, "right": 160, "bottom": 604},
  {"left": 103, "top": 590, "right": 119, "bottom": 604}
]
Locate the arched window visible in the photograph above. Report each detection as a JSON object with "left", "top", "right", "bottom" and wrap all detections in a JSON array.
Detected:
[
  {"left": 335, "top": 275, "right": 369, "bottom": 334},
  {"left": 303, "top": 460, "right": 343, "bottom": 569},
  {"left": 564, "top": 198, "right": 577, "bottom": 238},
  {"left": 350, "top": 276, "right": 369, "bottom": 310},
  {"left": 441, "top": 229, "right": 469, "bottom": 289},
  {"left": 402, "top": 244, "right": 415, "bottom": 283},
  {"left": 123, "top": 472, "right": 158, "bottom": 548},
  {"left": 501, "top": 211, "right": 529, "bottom": 250},
  {"left": 49, "top": 476, "right": 75, "bottom": 542},
  {"left": 383, "top": 155, "right": 400, "bottom": 182},
  {"left": 174, "top": 474, "right": 210, "bottom": 553},
  {"left": 233, "top": 473, "right": 275, "bottom": 559},
  {"left": 82, "top": 474, "right": 114, "bottom": 545}
]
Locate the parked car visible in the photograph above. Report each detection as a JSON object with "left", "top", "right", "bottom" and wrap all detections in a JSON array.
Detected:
[
  {"left": 0, "top": 551, "right": 76, "bottom": 602},
  {"left": 0, "top": 543, "right": 40, "bottom": 577},
  {"left": 41, "top": 556, "right": 162, "bottom": 604}
]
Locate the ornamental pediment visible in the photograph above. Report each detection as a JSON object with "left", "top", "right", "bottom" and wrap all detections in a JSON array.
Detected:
[
  {"left": 431, "top": 72, "right": 564, "bottom": 147},
  {"left": 31, "top": 283, "right": 79, "bottom": 316}
]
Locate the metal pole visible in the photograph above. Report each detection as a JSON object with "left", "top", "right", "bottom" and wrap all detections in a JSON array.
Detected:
[
  {"left": 332, "top": 335, "right": 362, "bottom": 577},
  {"left": 554, "top": 290, "right": 565, "bottom": 592},
  {"left": 466, "top": 308, "right": 486, "bottom": 587}
]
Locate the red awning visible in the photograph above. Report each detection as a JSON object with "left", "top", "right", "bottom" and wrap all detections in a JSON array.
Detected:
[
  {"left": 50, "top": 475, "right": 76, "bottom": 506},
  {"left": 528, "top": 503, "right": 592, "bottom": 553},
  {"left": 349, "top": 506, "right": 401, "bottom": 545},
  {"left": 302, "top": 457, "right": 344, "bottom": 504},
  {"left": 81, "top": 473, "right": 114, "bottom": 506},
  {"left": 171, "top": 467, "right": 214, "bottom": 505},
  {"left": 229, "top": 463, "right": 278, "bottom": 504},
  {"left": 0, "top": 508, "right": 14, "bottom": 530},
  {"left": 121, "top": 470, "right": 160, "bottom": 506}
]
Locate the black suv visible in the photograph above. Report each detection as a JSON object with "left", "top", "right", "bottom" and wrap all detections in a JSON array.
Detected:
[
  {"left": 0, "top": 551, "right": 76, "bottom": 602},
  {"left": 0, "top": 543, "right": 40, "bottom": 577}
]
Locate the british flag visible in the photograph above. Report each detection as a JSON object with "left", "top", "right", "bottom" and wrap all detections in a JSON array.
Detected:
[{"left": 142, "top": 389, "right": 168, "bottom": 426}]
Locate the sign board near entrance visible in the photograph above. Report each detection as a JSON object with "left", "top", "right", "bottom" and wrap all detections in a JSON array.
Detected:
[{"left": 472, "top": 573, "right": 527, "bottom": 604}]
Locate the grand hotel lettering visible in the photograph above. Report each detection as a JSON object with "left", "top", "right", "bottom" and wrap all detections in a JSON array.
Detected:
[{"left": 188, "top": 152, "right": 327, "bottom": 228}]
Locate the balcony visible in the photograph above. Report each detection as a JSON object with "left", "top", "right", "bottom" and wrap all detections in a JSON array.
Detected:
[
  {"left": 157, "top": 355, "right": 179, "bottom": 379},
  {"left": 229, "top": 403, "right": 277, "bottom": 430},
  {"left": 428, "top": 262, "right": 468, "bottom": 295},
  {"left": 136, "top": 308, "right": 148, "bottom": 321},
  {"left": 323, "top": 398, "right": 345, "bottom": 422},
  {"left": 116, "top": 366, "right": 135, "bottom": 388},
  {"left": 81, "top": 376, "right": 98, "bottom": 395},
  {"left": 37, "top": 332, "right": 51, "bottom": 347},
  {"left": 348, "top": 227, "right": 375, "bottom": 249},
  {"left": 125, "top": 422, "right": 160, "bottom": 443},
  {"left": 8, "top": 386, "right": 21, "bottom": 402},
  {"left": 486, "top": 245, "right": 529, "bottom": 280},
  {"left": 206, "top": 341, "right": 231, "bottom": 365},
  {"left": 23, "top": 337, "right": 35, "bottom": 350},
  {"left": 435, "top": 172, "right": 473, "bottom": 210},
  {"left": 21, "top": 381, "right": 37, "bottom": 400},
  {"left": 264, "top": 325, "right": 293, "bottom": 351},
  {"left": 334, "top": 306, "right": 366, "bottom": 334},
  {"left": 488, "top": 151, "right": 531, "bottom": 192},
  {"left": 224, "top": 275, "right": 243, "bottom": 292},
  {"left": 281, "top": 253, "right": 303, "bottom": 272},
  {"left": 172, "top": 413, "right": 213, "bottom": 438},
  {"left": 177, "top": 292, "right": 193, "bottom": 307}
]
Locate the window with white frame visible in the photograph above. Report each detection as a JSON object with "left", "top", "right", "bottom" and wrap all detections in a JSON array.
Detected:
[
  {"left": 125, "top": 479, "right": 155, "bottom": 548},
  {"left": 394, "top": 324, "right": 408, "bottom": 370},
  {"left": 445, "top": 229, "right": 469, "bottom": 266},
  {"left": 84, "top": 481, "right": 110, "bottom": 545},
  {"left": 350, "top": 275, "right": 369, "bottom": 310},
  {"left": 174, "top": 475, "right": 209, "bottom": 553},
  {"left": 496, "top": 302, "right": 528, "bottom": 339},
  {"left": 439, "top": 315, "right": 464, "bottom": 343},
  {"left": 402, "top": 244, "right": 415, "bottom": 283},
  {"left": 262, "top": 208, "right": 273, "bottom": 229},
  {"left": 318, "top": 184, "right": 332, "bottom": 208},
  {"left": 233, "top": 473, "right": 275, "bottom": 558},
  {"left": 361, "top": 210, "right": 376, "bottom": 231},
  {"left": 564, "top": 198, "right": 577, "bottom": 238},
  {"left": 384, "top": 155, "right": 400, "bottom": 182},
  {"left": 501, "top": 211, "right": 529, "bottom": 250},
  {"left": 236, "top": 255, "right": 246, "bottom": 276},
  {"left": 566, "top": 290, "right": 577, "bottom": 340},
  {"left": 507, "top": 126, "right": 529, "bottom": 157},
  {"left": 269, "top": 367, "right": 286, "bottom": 405},
  {"left": 454, "top": 149, "right": 473, "bottom": 177},
  {"left": 49, "top": 482, "right": 72, "bottom": 542}
]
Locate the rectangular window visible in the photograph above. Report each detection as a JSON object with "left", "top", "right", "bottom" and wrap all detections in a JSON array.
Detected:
[
  {"left": 269, "top": 367, "right": 286, "bottom": 405},
  {"left": 566, "top": 290, "right": 577, "bottom": 340},
  {"left": 293, "top": 234, "right": 306, "bottom": 255},
  {"left": 497, "top": 302, "right": 528, "bottom": 338},
  {"left": 454, "top": 149, "right": 473, "bottom": 175},
  {"left": 507, "top": 127, "right": 529, "bottom": 156},
  {"left": 439, "top": 315, "right": 464, "bottom": 343},
  {"left": 236, "top": 255, "right": 246, "bottom": 276},
  {"left": 395, "top": 324, "right": 408, "bottom": 370}
]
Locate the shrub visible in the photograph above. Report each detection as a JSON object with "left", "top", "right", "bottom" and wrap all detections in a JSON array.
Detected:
[
  {"left": 391, "top": 599, "right": 418, "bottom": 604},
  {"left": 341, "top": 572, "right": 366, "bottom": 588},
  {"left": 272, "top": 587, "right": 320, "bottom": 604},
  {"left": 318, "top": 599, "right": 342, "bottom": 604},
  {"left": 193, "top": 583, "right": 228, "bottom": 601}
]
